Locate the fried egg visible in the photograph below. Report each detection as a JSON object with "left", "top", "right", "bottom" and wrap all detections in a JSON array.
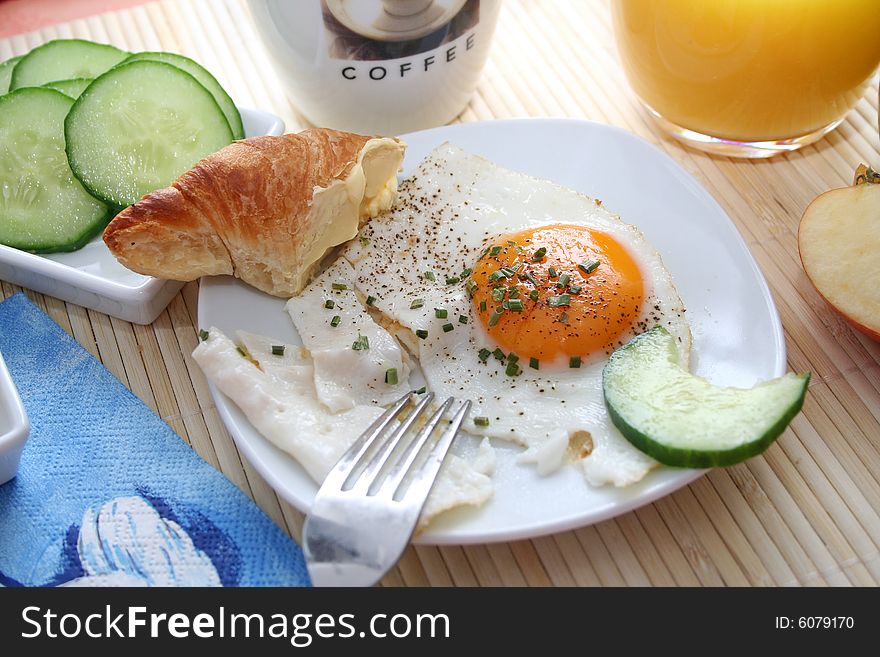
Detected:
[
  {"left": 192, "top": 328, "right": 495, "bottom": 525},
  {"left": 342, "top": 143, "right": 690, "bottom": 486}
]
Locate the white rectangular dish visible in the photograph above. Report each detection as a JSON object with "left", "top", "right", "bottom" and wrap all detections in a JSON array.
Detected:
[
  {"left": 0, "top": 351, "right": 29, "bottom": 485},
  {"left": 0, "top": 107, "right": 285, "bottom": 324}
]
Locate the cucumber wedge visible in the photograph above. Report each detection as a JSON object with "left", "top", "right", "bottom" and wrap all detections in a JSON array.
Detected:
[
  {"left": 602, "top": 326, "right": 810, "bottom": 468},
  {"left": 0, "top": 55, "right": 23, "bottom": 94},
  {"left": 0, "top": 88, "right": 112, "bottom": 252},
  {"left": 43, "top": 78, "right": 92, "bottom": 99},
  {"left": 10, "top": 39, "right": 127, "bottom": 90},
  {"left": 123, "top": 52, "right": 244, "bottom": 140},
  {"left": 65, "top": 60, "right": 234, "bottom": 207}
]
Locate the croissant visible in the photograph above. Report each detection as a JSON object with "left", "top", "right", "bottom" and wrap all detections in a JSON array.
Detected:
[{"left": 103, "top": 128, "right": 404, "bottom": 297}]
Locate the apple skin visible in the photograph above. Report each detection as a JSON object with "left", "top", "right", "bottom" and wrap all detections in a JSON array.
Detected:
[{"left": 798, "top": 180, "right": 880, "bottom": 343}]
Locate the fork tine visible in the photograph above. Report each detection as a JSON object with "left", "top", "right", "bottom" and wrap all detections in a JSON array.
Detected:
[
  {"left": 394, "top": 399, "right": 470, "bottom": 504},
  {"left": 347, "top": 392, "right": 436, "bottom": 494},
  {"left": 376, "top": 396, "right": 455, "bottom": 499},
  {"left": 320, "top": 392, "right": 412, "bottom": 491}
]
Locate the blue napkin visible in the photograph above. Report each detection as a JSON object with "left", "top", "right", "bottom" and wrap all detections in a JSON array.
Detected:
[{"left": 0, "top": 292, "right": 309, "bottom": 587}]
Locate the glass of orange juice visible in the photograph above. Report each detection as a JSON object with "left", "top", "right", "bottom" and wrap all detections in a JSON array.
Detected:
[{"left": 611, "top": 0, "right": 880, "bottom": 157}]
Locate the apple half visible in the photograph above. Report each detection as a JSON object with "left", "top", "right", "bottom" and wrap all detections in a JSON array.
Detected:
[{"left": 798, "top": 165, "right": 880, "bottom": 341}]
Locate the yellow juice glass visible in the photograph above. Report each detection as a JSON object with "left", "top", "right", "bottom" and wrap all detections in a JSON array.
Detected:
[{"left": 611, "top": 0, "right": 880, "bottom": 157}]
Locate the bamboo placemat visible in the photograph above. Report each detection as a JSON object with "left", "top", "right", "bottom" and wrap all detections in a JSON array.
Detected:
[{"left": 2, "top": 0, "right": 879, "bottom": 587}]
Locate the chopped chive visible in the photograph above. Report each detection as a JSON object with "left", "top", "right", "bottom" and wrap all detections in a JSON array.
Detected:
[
  {"left": 410, "top": 298, "right": 424, "bottom": 309},
  {"left": 488, "top": 270, "right": 507, "bottom": 282},
  {"left": 330, "top": 315, "right": 341, "bottom": 327},
  {"left": 568, "top": 285, "right": 582, "bottom": 295},
  {"left": 489, "top": 245, "right": 502, "bottom": 257},
  {"left": 415, "top": 386, "right": 427, "bottom": 394},
  {"left": 271, "top": 345, "right": 285, "bottom": 356},
  {"left": 478, "top": 348, "right": 492, "bottom": 362},
  {"left": 493, "top": 348, "right": 506, "bottom": 361},
  {"left": 492, "top": 287, "right": 506, "bottom": 302},
  {"left": 579, "top": 259, "right": 600, "bottom": 275},
  {"left": 557, "top": 273, "right": 570, "bottom": 288},
  {"left": 423, "top": 271, "right": 436, "bottom": 282},
  {"left": 445, "top": 275, "right": 460, "bottom": 285},
  {"left": 385, "top": 368, "right": 398, "bottom": 385},
  {"left": 442, "top": 323, "right": 454, "bottom": 333},
  {"left": 459, "top": 314, "right": 468, "bottom": 324},
  {"left": 560, "top": 312, "right": 570, "bottom": 324},
  {"left": 236, "top": 346, "right": 248, "bottom": 358},
  {"left": 508, "top": 286, "right": 520, "bottom": 298},
  {"left": 351, "top": 334, "right": 370, "bottom": 351},
  {"left": 548, "top": 266, "right": 558, "bottom": 278},
  {"left": 499, "top": 267, "right": 516, "bottom": 277},
  {"left": 466, "top": 279, "right": 478, "bottom": 298},
  {"left": 331, "top": 282, "right": 347, "bottom": 291},
  {"left": 324, "top": 299, "right": 335, "bottom": 309},
  {"left": 488, "top": 308, "right": 504, "bottom": 327},
  {"left": 507, "top": 352, "right": 520, "bottom": 364},
  {"left": 359, "top": 235, "right": 369, "bottom": 247},
  {"left": 198, "top": 329, "right": 209, "bottom": 341},
  {"left": 474, "top": 416, "right": 490, "bottom": 427},
  {"left": 479, "top": 300, "right": 487, "bottom": 312},
  {"left": 532, "top": 246, "right": 547, "bottom": 261},
  {"left": 478, "top": 246, "right": 491, "bottom": 260},
  {"left": 505, "top": 361, "right": 521, "bottom": 377},
  {"left": 461, "top": 267, "right": 472, "bottom": 278},
  {"left": 510, "top": 263, "right": 523, "bottom": 273},
  {"left": 366, "top": 295, "right": 377, "bottom": 306},
  {"left": 501, "top": 300, "right": 509, "bottom": 310},
  {"left": 507, "top": 240, "right": 516, "bottom": 246},
  {"left": 548, "top": 294, "right": 571, "bottom": 307},
  {"left": 524, "top": 271, "right": 540, "bottom": 288},
  {"left": 435, "top": 307, "right": 448, "bottom": 319},
  {"left": 569, "top": 356, "right": 582, "bottom": 368},
  {"left": 529, "top": 289, "right": 540, "bottom": 301},
  {"left": 416, "top": 329, "right": 428, "bottom": 339},
  {"left": 508, "top": 299, "right": 524, "bottom": 312},
  {"left": 529, "top": 357, "right": 540, "bottom": 370}
]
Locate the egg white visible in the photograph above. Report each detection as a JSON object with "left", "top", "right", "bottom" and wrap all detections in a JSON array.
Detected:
[
  {"left": 286, "top": 258, "right": 411, "bottom": 412},
  {"left": 342, "top": 143, "right": 691, "bottom": 486},
  {"left": 193, "top": 328, "right": 495, "bottom": 525}
]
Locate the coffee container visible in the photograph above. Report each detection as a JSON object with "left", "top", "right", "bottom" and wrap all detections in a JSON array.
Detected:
[{"left": 248, "top": 0, "right": 501, "bottom": 135}]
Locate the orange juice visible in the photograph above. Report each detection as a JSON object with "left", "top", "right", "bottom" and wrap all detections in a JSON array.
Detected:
[{"left": 612, "top": 0, "right": 880, "bottom": 145}]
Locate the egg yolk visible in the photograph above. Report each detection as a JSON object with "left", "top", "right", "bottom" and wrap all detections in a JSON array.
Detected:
[{"left": 470, "top": 224, "right": 645, "bottom": 363}]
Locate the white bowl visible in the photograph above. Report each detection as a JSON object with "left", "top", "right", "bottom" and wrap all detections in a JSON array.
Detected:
[
  {"left": 0, "top": 107, "right": 285, "bottom": 325},
  {"left": 0, "top": 352, "right": 29, "bottom": 485}
]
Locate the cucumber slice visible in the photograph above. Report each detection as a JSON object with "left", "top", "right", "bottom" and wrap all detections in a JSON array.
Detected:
[
  {"left": 65, "top": 60, "right": 234, "bottom": 207},
  {"left": 602, "top": 326, "right": 810, "bottom": 468},
  {"left": 123, "top": 52, "right": 244, "bottom": 140},
  {"left": 10, "top": 39, "right": 127, "bottom": 90},
  {"left": 43, "top": 78, "right": 92, "bottom": 99},
  {"left": 0, "top": 88, "right": 112, "bottom": 252},
  {"left": 0, "top": 55, "right": 23, "bottom": 94}
]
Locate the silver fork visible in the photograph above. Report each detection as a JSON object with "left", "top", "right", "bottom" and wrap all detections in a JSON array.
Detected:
[{"left": 303, "top": 392, "right": 471, "bottom": 587}]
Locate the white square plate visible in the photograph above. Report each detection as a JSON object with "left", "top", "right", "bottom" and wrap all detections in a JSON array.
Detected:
[
  {"left": 199, "top": 118, "right": 787, "bottom": 544},
  {"left": 0, "top": 107, "right": 285, "bottom": 324},
  {"left": 0, "top": 351, "right": 29, "bottom": 485}
]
